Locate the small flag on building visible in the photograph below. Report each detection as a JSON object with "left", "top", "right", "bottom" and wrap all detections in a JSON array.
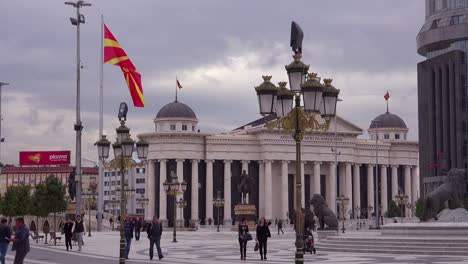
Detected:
[
  {"left": 384, "top": 91, "right": 390, "bottom": 101},
  {"left": 176, "top": 79, "right": 183, "bottom": 89}
]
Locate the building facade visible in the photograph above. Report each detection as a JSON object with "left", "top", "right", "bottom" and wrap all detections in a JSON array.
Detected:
[
  {"left": 0, "top": 165, "right": 98, "bottom": 195},
  {"left": 417, "top": 0, "right": 468, "bottom": 194},
  {"left": 139, "top": 100, "right": 419, "bottom": 226},
  {"left": 103, "top": 165, "right": 146, "bottom": 217}
]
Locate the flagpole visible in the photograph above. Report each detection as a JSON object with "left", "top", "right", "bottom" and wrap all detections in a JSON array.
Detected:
[
  {"left": 175, "top": 76, "right": 178, "bottom": 102},
  {"left": 97, "top": 14, "right": 104, "bottom": 232}
]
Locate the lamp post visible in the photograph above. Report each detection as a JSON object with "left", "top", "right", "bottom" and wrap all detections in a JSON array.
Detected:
[
  {"left": 367, "top": 205, "right": 373, "bottom": 220},
  {"left": 116, "top": 186, "right": 136, "bottom": 214},
  {"left": 176, "top": 198, "right": 187, "bottom": 228},
  {"left": 82, "top": 191, "right": 95, "bottom": 237},
  {"left": 354, "top": 206, "right": 360, "bottom": 230},
  {"left": 213, "top": 190, "right": 225, "bottom": 232},
  {"left": 371, "top": 119, "right": 382, "bottom": 229},
  {"left": 395, "top": 191, "right": 409, "bottom": 223},
  {"left": 65, "top": 0, "right": 92, "bottom": 217},
  {"left": 336, "top": 195, "right": 349, "bottom": 233},
  {"left": 406, "top": 202, "right": 415, "bottom": 218},
  {"left": 163, "top": 171, "right": 187, "bottom": 243},
  {"left": 254, "top": 23, "right": 339, "bottom": 264},
  {"left": 95, "top": 102, "right": 149, "bottom": 264}
]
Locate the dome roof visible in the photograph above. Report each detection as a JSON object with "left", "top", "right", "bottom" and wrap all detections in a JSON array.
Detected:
[
  {"left": 156, "top": 101, "right": 197, "bottom": 119},
  {"left": 369, "top": 112, "right": 407, "bottom": 129}
]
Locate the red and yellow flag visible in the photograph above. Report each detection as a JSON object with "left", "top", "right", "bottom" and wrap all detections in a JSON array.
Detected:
[{"left": 104, "top": 24, "right": 145, "bottom": 107}]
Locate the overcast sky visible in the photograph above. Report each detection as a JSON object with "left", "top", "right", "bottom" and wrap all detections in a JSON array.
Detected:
[{"left": 0, "top": 0, "right": 424, "bottom": 165}]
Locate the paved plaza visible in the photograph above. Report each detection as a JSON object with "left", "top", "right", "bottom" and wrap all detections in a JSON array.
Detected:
[{"left": 4, "top": 228, "right": 468, "bottom": 264}]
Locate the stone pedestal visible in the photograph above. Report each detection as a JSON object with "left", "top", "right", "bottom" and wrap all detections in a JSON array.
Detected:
[
  {"left": 234, "top": 204, "right": 256, "bottom": 230},
  {"left": 65, "top": 201, "right": 77, "bottom": 220}
]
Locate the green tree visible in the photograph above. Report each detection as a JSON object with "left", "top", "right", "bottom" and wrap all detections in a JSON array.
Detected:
[
  {"left": 386, "top": 200, "right": 401, "bottom": 218},
  {"left": 1, "top": 185, "right": 32, "bottom": 220},
  {"left": 415, "top": 197, "right": 424, "bottom": 219},
  {"left": 31, "top": 182, "right": 51, "bottom": 243}
]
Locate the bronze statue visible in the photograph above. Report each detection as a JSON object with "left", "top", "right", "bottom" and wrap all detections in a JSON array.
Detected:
[
  {"left": 68, "top": 168, "right": 76, "bottom": 201},
  {"left": 237, "top": 170, "right": 255, "bottom": 204},
  {"left": 421, "top": 168, "right": 466, "bottom": 221},
  {"left": 290, "top": 21, "right": 304, "bottom": 55},
  {"left": 310, "top": 194, "right": 338, "bottom": 230}
]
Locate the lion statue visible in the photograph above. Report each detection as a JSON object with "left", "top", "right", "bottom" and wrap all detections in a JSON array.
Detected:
[
  {"left": 310, "top": 194, "right": 338, "bottom": 230},
  {"left": 421, "top": 168, "right": 467, "bottom": 221}
]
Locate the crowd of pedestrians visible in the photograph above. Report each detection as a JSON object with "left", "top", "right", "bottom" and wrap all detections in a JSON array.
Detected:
[{"left": 0, "top": 217, "right": 30, "bottom": 264}]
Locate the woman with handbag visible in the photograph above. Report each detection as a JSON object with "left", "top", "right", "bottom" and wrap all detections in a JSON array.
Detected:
[
  {"left": 256, "top": 217, "right": 271, "bottom": 260},
  {"left": 238, "top": 218, "right": 250, "bottom": 260}
]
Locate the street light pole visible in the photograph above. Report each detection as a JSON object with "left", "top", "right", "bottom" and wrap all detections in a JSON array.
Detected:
[
  {"left": 0, "top": 82, "right": 9, "bottom": 166},
  {"left": 65, "top": 0, "right": 91, "bottom": 217}
]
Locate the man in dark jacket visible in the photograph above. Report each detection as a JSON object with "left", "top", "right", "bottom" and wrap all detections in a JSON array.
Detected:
[
  {"left": 8, "top": 218, "right": 29, "bottom": 264},
  {"left": 0, "top": 218, "right": 12, "bottom": 264},
  {"left": 146, "top": 216, "right": 164, "bottom": 260},
  {"left": 124, "top": 217, "right": 134, "bottom": 259},
  {"left": 134, "top": 217, "right": 141, "bottom": 241},
  {"left": 63, "top": 218, "right": 74, "bottom": 251},
  {"left": 71, "top": 215, "right": 85, "bottom": 251}
]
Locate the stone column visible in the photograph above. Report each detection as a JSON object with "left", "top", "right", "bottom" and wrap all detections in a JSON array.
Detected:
[
  {"left": 205, "top": 160, "right": 214, "bottom": 222},
  {"left": 404, "top": 165, "right": 412, "bottom": 217},
  {"left": 313, "top": 162, "right": 321, "bottom": 196},
  {"left": 176, "top": 159, "right": 184, "bottom": 221},
  {"left": 345, "top": 163, "right": 353, "bottom": 218},
  {"left": 380, "top": 165, "right": 388, "bottom": 215},
  {"left": 367, "top": 164, "right": 374, "bottom": 218},
  {"left": 159, "top": 159, "right": 167, "bottom": 221},
  {"left": 281, "top": 160, "right": 289, "bottom": 221},
  {"left": 258, "top": 161, "right": 265, "bottom": 217},
  {"left": 353, "top": 164, "right": 361, "bottom": 217},
  {"left": 224, "top": 160, "right": 232, "bottom": 224},
  {"left": 264, "top": 160, "right": 273, "bottom": 221},
  {"left": 328, "top": 162, "right": 337, "bottom": 214},
  {"left": 145, "top": 160, "right": 155, "bottom": 221},
  {"left": 191, "top": 160, "right": 199, "bottom": 225},
  {"left": 301, "top": 161, "right": 305, "bottom": 206},
  {"left": 391, "top": 165, "right": 399, "bottom": 201},
  {"left": 412, "top": 166, "right": 419, "bottom": 202},
  {"left": 339, "top": 163, "right": 346, "bottom": 196}
]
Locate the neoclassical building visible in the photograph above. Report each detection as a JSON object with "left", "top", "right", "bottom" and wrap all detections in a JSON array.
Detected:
[{"left": 139, "top": 101, "right": 419, "bottom": 226}]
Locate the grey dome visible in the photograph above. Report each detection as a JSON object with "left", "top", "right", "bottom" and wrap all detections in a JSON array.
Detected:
[
  {"left": 156, "top": 101, "right": 197, "bottom": 119},
  {"left": 369, "top": 112, "right": 407, "bottom": 129}
]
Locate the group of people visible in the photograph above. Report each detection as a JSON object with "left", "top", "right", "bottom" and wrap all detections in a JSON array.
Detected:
[
  {"left": 62, "top": 215, "right": 86, "bottom": 251},
  {"left": 238, "top": 217, "right": 271, "bottom": 261},
  {"left": 123, "top": 216, "right": 164, "bottom": 261},
  {"left": 0, "top": 217, "right": 30, "bottom": 264}
]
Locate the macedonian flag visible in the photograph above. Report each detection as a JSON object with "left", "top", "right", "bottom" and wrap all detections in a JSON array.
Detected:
[{"left": 104, "top": 24, "right": 145, "bottom": 107}]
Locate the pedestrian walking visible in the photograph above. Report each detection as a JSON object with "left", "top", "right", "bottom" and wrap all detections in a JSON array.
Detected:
[
  {"left": 256, "top": 217, "right": 271, "bottom": 260},
  {"left": 146, "top": 216, "right": 164, "bottom": 260},
  {"left": 124, "top": 216, "right": 134, "bottom": 259},
  {"left": 134, "top": 217, "right": 142, "bottom": 241},
  {"left": 72, "top": 215, "right": 86, "bottom": 251},
  {"left": 277, "top": 219, "right": 284, "bottom": 235},
  {"left": 238, "top": 218, "right": 250, "bottom": 261},
  {"left": 63, "top": 218, "right": 74, "bottom": 251},
  {"left": 109, "top": 217, "right": 114, "bottom": 230},
  {"left": 0, "top": 218, "right": 12, "bottom": 264},
  {"left": 8, "top": 218, "right": 30, "bottom": 264}
]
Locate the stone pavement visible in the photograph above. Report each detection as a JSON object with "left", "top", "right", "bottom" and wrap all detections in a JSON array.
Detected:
[{"left": 5, "top": 228, "right": 468, "bottom": 264}]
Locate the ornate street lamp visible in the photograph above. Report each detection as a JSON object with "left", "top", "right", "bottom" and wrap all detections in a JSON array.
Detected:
[
  {"left": 336, "top": 195, "right": 349, "bottom": 233},
  {"left": 163, "top": 171, "right": 187, "bottom": 243},
  {"left": 82, "top": 190, "right": 96, "bottom": 237},
  {"left": 395, "top": 191, "right": 409, "bottom": 223},
  {"left": 95, "top": 102, "right": 148, "bottom": 264},
  {"left": 176, "top": 198, "right": 187, "bottom": 228},
  {"left": 213, "top": 190, "right": 225, "bottom": 232},
  {"left": 254, "top": 22, "right": 339, "bottom": 264},
  {"left": 406, "top": 202, "right": 416, "bottom": 218},
  {"left": 367, "top": 205, "right": 374, "bottom": 220}
]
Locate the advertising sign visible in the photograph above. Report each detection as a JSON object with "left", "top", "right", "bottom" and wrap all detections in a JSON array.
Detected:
[{"left": 19, "top": 151, "right": 71, "bottom": 165}]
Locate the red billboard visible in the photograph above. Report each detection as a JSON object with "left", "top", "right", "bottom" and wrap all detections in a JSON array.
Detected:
[{"left": 19, "top": 151, "right": 71, "bottom": 165}]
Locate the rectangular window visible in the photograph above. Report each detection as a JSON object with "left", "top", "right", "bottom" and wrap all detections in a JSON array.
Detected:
[
  {"left": 136, "top": 178, "right": 145, "bottom": 184},
  {"left": 136, "top": 209, "right": 145, "bottom": 214},
  {"left": 136, "top": 188, "right": 145, "bottom": 194},
  {"left": 431, "top": 19, "right": 441, "bottom": 29},
  {"left": 384, "top": 134, "right": 389, "bottom": 139},
  {"left": 395, "top": 134, "right": 400, "bottom": 139},
  {"left": 182, "top": 124, "right": 187, "bottom": 131},
  {"left": 136, "top": 168, "right": 146, "bottom": 174},
  {"left": 192, "top": 126, "right": 195, "bottom": 132},
  {"left": 170, "top": 124, "right": 176, "bottom": 131},
  {"left": 451, "top": 15, "right": 463, "bottom": 25},
  {"left": 111, "top": 172, "right": 116, "bottom": 176}
]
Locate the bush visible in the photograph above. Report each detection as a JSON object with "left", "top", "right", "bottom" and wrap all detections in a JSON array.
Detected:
[
  {"left": 386, "top": 200, "right": 401, "bottom": 218},
  {"left": 415, "top": 197, "right": 424, "bottom": 219}
]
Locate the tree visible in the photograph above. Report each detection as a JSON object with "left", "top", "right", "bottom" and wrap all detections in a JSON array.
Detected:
[
  {"left": 1, "top": 185, "right": 32, "bottom": 221},
  {"left": 415, "top": 197, "right": 424, "bottom": 219},
  {"left": 31, "top": 182, "right": 51, "bottom": 243},
  {"left": 40, "top": 175, "right": 67, "bottom": 245},
  {"left": 386, "top": 200, "right": 401, "bottom": 218}
]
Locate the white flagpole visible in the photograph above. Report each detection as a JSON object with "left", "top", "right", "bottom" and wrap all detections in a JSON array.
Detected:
[{"left": 97, "top": 14, "right": 104, "bottom": 232}]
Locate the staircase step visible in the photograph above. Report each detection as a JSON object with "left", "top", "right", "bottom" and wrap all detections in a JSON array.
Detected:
[
  {"left": 318, "top": 242, "right": 468, "bottom": 251},
  {"left": 320, "top": 240, "right": 468, "bottom": 247},
  {"left": 316, "top": 246, "right": 468, "bottom": 256}
]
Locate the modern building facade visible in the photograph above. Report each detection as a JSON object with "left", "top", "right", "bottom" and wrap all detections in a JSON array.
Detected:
[
  {"left": 417, "top": 0, "right": 468, "bottom": 195},
  {"left": 103, "top": 165, "right": 146, "bottom": 216},
  {"left": 139, "top": 100, "right": 419, "bottom": 227}
]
